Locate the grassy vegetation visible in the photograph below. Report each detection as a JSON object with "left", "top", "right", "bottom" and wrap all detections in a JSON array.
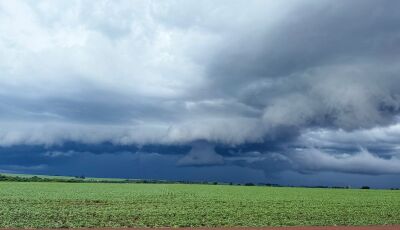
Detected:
[{"left": 0, "top": 182, "right": 399, "bottom": 228}]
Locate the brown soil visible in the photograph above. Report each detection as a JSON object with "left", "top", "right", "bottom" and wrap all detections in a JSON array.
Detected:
[{"left": 5, "top": 226, "right": 400, "bottom": 230}]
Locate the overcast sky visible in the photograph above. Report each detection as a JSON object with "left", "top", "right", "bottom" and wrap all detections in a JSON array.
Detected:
[{"left": 1, "top": 0, "right": 400, "bottom": 188}]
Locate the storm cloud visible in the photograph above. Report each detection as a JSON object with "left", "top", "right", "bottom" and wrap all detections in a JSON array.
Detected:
[{"left": 1, "top": 0, "right": 400, "bottom": 187}]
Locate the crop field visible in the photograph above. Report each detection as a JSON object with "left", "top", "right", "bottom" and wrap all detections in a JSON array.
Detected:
[{"left": 0, "top": 182, "right": 399, "bottom": 228}]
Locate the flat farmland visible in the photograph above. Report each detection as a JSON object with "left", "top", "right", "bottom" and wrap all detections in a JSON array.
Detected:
[{"left": 0, "top": 182, "right": 399, "bottom": 228}]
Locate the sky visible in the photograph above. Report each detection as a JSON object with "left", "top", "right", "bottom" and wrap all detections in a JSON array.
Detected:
[{"left": 1, "top": 0, "right": 400, "bottom": 188}]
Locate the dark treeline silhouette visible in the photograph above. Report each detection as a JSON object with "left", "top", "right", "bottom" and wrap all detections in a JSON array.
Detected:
[
  {"left": 0, "top": 174, "right": 282, "bottom": 186},
  {"left": 1, "top": 174, "right": 398, "bottom": 190}
]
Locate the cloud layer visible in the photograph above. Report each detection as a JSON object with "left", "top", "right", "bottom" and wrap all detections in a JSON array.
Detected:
[{"left": 1, "top": 0, "right": 400, "bottom": 185}]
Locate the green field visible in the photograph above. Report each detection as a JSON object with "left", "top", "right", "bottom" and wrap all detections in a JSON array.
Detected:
[{"left": 0, "top": 182, "right": 399, "bottom": 228}]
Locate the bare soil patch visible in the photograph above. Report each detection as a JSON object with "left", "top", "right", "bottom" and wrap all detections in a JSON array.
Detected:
[{"left": 5, "top": 226, "right": 399, "bottom": 230}]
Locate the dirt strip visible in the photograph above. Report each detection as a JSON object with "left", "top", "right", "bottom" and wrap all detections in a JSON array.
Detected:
[
  {"left": 208, "top": 227, "right": 400, "bottom": 230},
  {"left": 5, "top": 227, "right": 400, "bottom": 230}
]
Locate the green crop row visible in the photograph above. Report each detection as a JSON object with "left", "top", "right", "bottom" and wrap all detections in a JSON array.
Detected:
[{"left": 0, "top": 182, "right": 399, "bottom": 228}]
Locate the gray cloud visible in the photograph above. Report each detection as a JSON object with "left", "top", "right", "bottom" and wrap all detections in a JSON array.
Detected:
[
  {"left": 177, "top": 142, "right": 224, "bottom": 166},
  {"left": 1, "top": 0, "right": 400, "bottom": 180},
  {"left": 291, "top": 147, "right": 400, "bottom": 175}
]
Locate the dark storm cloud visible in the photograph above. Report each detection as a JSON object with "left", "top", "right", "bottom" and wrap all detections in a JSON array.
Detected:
[
  {"left": 208, "top": 0, "right": 400, "bottom": 131},
  {"left": 1, "top": 0, "right": 400, "bottom": 183},
  {"left": 210, "top": 0, "right": 400, "bottom": 85}
]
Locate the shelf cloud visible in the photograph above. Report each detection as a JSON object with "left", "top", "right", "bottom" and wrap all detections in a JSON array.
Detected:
[{"left": 1, "top": 0, "right": 400, "bottom": 187}]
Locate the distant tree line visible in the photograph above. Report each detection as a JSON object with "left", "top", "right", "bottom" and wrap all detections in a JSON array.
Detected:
[
  {"left": 1, "top": 174, "right": 398, "bottom": 190},
  {"left": 0, "top": 174, "right": 89, "bottom": 183}
]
